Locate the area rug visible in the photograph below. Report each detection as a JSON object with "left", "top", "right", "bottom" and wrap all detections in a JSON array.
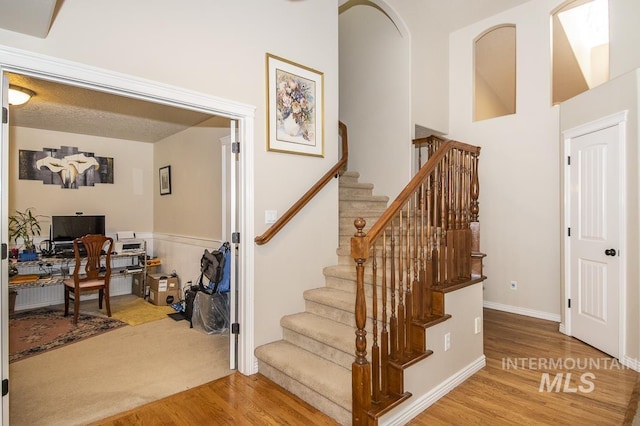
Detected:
[
  {"left": 9, "top": 308, "right": 127, "bottom": 363},
  {"left": 110, "top": 297, "right": 175, "bottom": 326}
]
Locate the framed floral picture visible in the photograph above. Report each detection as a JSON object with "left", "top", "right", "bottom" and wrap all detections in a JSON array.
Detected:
[{"left": 266, "top": 53, "right": 324, "bottom": 157}]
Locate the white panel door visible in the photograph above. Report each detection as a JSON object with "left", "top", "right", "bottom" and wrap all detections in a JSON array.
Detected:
[{"left": 569, "top": 124, "right": 620, "bottom": 358}]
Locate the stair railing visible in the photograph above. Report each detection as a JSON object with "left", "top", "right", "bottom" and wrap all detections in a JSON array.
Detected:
[
  {"left": 255, "top": 122, "right": 349, "bottom": 245},
  {"left": 350, "top": 140, "right": 481, "bottom": 425}
]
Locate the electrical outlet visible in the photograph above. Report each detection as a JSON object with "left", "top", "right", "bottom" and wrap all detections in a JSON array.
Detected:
[
  {"left": 510, "top": 280, "right": 517, "bottom": 290},
  {"left": 444, "top": 332, "right": 451, "bottom": 351},
  {"left": 474, "top": 317, "right": 482, "bottom": 334}
]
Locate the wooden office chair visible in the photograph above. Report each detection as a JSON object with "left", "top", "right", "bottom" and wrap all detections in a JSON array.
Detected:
[{"left": 63, "top": 234, "right": 114, "bottom": 324}]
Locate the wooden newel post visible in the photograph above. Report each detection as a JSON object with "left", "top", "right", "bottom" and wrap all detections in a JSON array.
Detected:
[{"left": 351, "top": 218, "right": 371, "bottom": 426}]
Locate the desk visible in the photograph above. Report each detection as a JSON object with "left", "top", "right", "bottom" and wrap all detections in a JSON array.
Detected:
[{"left": 9, "top": 250, "right": 150, "bottom": 311}]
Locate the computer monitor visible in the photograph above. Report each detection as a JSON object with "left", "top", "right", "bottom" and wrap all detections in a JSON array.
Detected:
[{"left": 51, "top": 215, "right": 106, "bottom": 245}]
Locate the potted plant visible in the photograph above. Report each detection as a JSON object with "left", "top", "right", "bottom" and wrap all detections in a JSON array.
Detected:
[{"left": 9, "top": 208, "right": 43, "bottom": 261}]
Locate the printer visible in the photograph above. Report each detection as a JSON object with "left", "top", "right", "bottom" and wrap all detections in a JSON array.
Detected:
[
  {"left": 114, "top": 239, "right": 145, "bottom": 253},
  {"left": 114, "top": 232, "right": 145, "bottom": 253}
]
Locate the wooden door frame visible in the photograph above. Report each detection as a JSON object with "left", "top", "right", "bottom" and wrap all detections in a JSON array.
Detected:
[{"left": 561, "top": 110, "right": 628, "bottom": 360}]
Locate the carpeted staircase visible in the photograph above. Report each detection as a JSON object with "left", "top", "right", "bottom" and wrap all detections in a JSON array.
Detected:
[{"left": 254, "top": 171, "right": 389, "bottom": 425}]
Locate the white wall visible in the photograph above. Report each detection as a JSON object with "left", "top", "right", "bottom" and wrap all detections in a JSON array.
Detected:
[
  {"left": 382, "top": 0, "right": 450, "bottom": 134},
  {"left": 447, "top": 0, "right": 640, "bottom": 320},
  {"left": 449, "top": 0, "right": 562, "bottom": 319},
  {"left": 9, "top": 126, "right": 153, "bottom": 245},
  {"left": 153, "top": 117, "right": 227, "bottom": 241},
  {"left": 339, "top": 4, "right": 412, "bottom": 199},
  {"left": 610, "top": 0, "right": 640, "bottom": 79},
  {"left": 0, "top": 0, "right": 340, "bottom": 350},
  {"left": 151, "top": 116, "right": 228, "bottom": 286}
]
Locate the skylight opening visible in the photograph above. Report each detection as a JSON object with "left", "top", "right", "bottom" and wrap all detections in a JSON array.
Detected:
[
  {"left": 557, "top": 0, "right": 609, "bottom": 88},
  {"left": 552, "top": 0, "right": 609, "bottom": 104}
]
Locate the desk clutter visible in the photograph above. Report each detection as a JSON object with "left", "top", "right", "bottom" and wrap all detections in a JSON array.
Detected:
[{"left": 8, "top": 248, "right": 157, "bottom": 314}]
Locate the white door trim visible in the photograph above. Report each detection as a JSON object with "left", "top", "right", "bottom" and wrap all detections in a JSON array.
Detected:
[
  {"left": 0, "top": 74, "right": 9, "bottom": 426},
  {"left": 0, "top": 46, "right": 257, "bottom": 386},
  {"left": 562, "top": 110, "right": 628, "bottom": 360}
]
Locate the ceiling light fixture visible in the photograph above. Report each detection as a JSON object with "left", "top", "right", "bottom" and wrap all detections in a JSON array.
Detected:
[{"left": 8, "top": 85, "right": 35, "bottom": 106}]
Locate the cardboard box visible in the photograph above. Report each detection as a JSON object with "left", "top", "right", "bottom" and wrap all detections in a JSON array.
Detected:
[
  {"left": 147, "top": 273, "right": 179, "bottom": 306},
  {"left": 149, "top": 288, "right": 180, "bottom": 306},
  {"left": 131, "top": 275, "right": 147, "bottom": 298}
]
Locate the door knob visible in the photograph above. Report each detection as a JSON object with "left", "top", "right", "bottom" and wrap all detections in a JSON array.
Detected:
[{"left": 605, "top": 248, "right": 617, "bottom": 256}]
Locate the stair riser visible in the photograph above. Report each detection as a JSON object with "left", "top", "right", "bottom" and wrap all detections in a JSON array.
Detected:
[
  {"left": 283, "top": 328, "right": 355, "bottom": 370},
  {"left": 339, "top": 222, "right": 380, "bottom": 236},
  {"left": 339, "top": 187, "right": 373, "bottom": 198},
  {"left": 340, "top": 209, "right": 387, "bottom": 219},
  {"left": 304, "top": 299, "right": 385, "bottom": 334},
  {"left": 324, "top": 275, "right": 399, "bottom": 301},
  {"left": 257, "top": 361, "right": 352, "bottom": 426},
  {"left": 338, "top": 172, "right": 360, "bottom": 184},
  {"left": 305, "top": 300, "right": 364, "bottom": 331},
  {"left": 340, "top": 200, "right": 388, "bottom": 210}
]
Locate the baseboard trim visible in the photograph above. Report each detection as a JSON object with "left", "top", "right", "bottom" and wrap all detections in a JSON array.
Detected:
[
  {"left": 621, "top": 356, "right": 640, "bottom": 373},
  {"left": 483, "top": 301, "right": 561, "bottom": 323},
  {"left": 380, "top": 355, "right": 486, "bottom": 426}
]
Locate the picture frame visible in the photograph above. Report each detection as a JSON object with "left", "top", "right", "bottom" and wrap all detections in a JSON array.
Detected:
[
  {"left": 266, "top": 53, "right": 324, "bottom": 157},
  {"left": 159, "top": 165, "right": 171, "bottom": 195}
]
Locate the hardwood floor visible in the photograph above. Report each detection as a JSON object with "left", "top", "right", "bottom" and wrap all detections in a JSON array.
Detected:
[
  {"left": 90, "top": 372, "right": 339, "bottom": 426},
  {"left": 92, "top": 309, "right": 639, "bottom": 425},
  {"left": 409, "top": 309, "right": 639, "bottom": 426}
]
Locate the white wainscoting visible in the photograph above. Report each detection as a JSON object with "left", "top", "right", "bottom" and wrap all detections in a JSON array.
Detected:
[
  {"left": 12, "top": 255, "right": 138, "bottom": 312},
  {"left": 13, "top": 275, "right": 132, "bottom": 312},
  {"left": 144, "top": 233, "right": 221, "bottom": 298}
]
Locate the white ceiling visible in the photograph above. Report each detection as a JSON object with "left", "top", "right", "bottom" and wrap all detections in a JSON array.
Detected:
[
  {"left": 7, "top": 73, "right": 217, "bottom": 143},
  {"left": 1, "top": 0, "right": 532, "bottom": 142},
  {"left": 0, "top": 0, "right": 58, "bottom": 38},
  {"left": 424, "top": 0, "right": 530, "bottom": 32}
]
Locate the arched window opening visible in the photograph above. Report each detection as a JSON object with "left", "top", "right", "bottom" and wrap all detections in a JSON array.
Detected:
[
  {"left": 552, "top": 0, "right": 609, "bottom": 105},
  {"left": 474, "top": 25, "right": 516, "bottom": 121}
]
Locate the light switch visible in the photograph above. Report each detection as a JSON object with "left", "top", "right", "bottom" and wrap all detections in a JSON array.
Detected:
[{"left": 265, "top": 210, "right": 278, "bottom": 224}]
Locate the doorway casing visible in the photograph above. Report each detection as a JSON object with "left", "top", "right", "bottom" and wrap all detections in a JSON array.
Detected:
[{"left": 0, "top": 45, "right": 257, "bottom": 423}]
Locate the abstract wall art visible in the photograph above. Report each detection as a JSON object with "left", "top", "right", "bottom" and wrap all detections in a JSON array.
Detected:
[{"left": 19, "top": 146, "right": 114, "bottom": 189}]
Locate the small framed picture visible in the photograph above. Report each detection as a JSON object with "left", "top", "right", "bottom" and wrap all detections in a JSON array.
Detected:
[
  {"left": 266, "top": 53, "right": 324, "bottom": 157},
  {"left": 159, "top": 165, "right": 171, "bottom": 195}
]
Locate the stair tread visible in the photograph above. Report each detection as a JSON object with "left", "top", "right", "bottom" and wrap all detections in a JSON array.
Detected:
[
  {"left": 340, "top": 194, "right": 389, "bottom": 202},
  {"left": 255, "top": 340, "right": 352, "bottom": 410},
  {"left": 282, "top": 312, "right": 355, "bottom": 352},
  {"left": 339, "top": 181, "right": 374, "bottom": 189},
  {"left": 323, "top": 264, "right": 389, "bottom": 284},
  {"left": 304, "top": 287, "right": 355, "bottom": 312}
]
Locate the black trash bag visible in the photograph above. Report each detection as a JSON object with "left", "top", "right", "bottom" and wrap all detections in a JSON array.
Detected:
[{"left": 191, "top": 291, "right": 230, "bottom": 334}]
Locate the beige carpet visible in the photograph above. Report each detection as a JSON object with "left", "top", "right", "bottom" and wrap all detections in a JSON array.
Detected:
[{"left": 9, "top": 295, "right": 233, "bottom": 426}]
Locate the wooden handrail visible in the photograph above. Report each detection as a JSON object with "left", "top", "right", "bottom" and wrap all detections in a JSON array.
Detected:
[
  {"left": 365, "top": 140, "right": 480, "bottom": 244},
  {"left": 254, "top": 121, "right": 349, "bottom": 245}
]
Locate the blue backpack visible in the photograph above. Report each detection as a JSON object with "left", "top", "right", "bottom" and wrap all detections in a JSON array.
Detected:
[{"left": 198, "top": 242, "right": 231, "bottom": 293}]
